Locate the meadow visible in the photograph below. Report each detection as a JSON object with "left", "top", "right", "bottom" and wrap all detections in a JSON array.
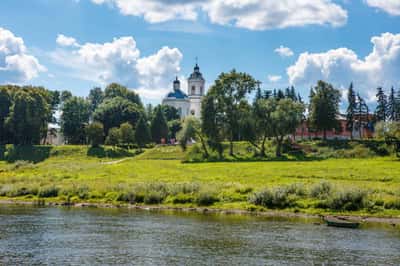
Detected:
[{"left": 0, "top": 143, "right": 399, "bottom": 217}]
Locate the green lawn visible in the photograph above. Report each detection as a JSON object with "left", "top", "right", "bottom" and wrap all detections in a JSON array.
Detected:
[{"left": 0, "top": 145, "right": 399, "bottom": 217}]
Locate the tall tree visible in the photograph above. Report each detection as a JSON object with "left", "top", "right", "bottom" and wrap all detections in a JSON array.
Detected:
[
  {"left": 375, "top": 87, "right": 388, "bottom": 122},
  {"left": 256, "top": 98, "right": 304, "bottom": 157},
  {"left": 104, "top": 83, "right": 142, "bottom": 107},
  {"left": 201, "top": 94, "right": 224, "bottom": 158},
  {"left": 88, "top": 87, "right": 104, "bottom": 113},
  {"left": 105, "top": 127, "right": 121, "bottom": 147},
  {"left": 205, "top": 70, "right": 257, "bottom": 155},
  {"left": 135, "top": 116, "right": 151, "bottom": 151},
  {"left": 177, "top": 117, "right": 209, "bottom": 158},
  {"left": 309, "top": 81, "right": 341, "bottom": 140},
  {"left": 355, "top": 94, "right": 369, "bottom": 139},
  {"left": 150, "top": 107, "right": 169, "bottom": 144},
  {"left": 61, "top": 96, "right": 90, "bottom": 144},
  {"left": 387, "top": 87, "right": 397, "bottom": 121},
  {"left": 346, "top": 83, "right": 357, "bottom": 139},
  {"left": 0, "top": 87, "right": 11, "bottom": 144},
  {"left": 6, "top": 88, "right": 51, "bottom": 145},
  {"left": 93, "top": 97, "right": 141, "bottom": 135}
]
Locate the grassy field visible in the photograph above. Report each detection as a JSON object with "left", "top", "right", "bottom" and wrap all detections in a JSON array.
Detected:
[{"left": 0, "top": 144, "right": 399, "bottom": 217}]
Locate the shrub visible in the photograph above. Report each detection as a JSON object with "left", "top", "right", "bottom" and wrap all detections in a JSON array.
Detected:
[
  {"left": 286, "top": 183, "right": 307, "bottom": 197},
  {"left": 171, "top": 193, "right": 194, "bottom": 204},
  {"left": 38, "top": 186, "right": 59, "bottom": 198},
  {"left": 196, "top": 191, "right": 219, "bottom": 206},
  {"left": 144, "top": 191, "right": 165, "bottom": 204},
  {"left": 116, "top": 191, "right": 136, "bottom": 203},
  {"left": 0, "top": 185, "right": 38, "bottom": 197},
  {"left": 249, "top": 187, "right": 294, "bottom": 209},
  {"left": 326, "top": 189, "right": 368, "bottom": 211},
  {"left": 384, "top": 199, "right": 400, "bottom": 210},
  {"left": 311, "top": 181, "right": 332, "bottom": 199}
]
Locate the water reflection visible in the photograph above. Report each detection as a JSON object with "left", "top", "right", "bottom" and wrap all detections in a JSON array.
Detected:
[{"left": 0, "top": 206, "right": 399, "bottom": 265}]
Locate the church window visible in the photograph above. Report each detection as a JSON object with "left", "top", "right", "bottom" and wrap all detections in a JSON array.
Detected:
[
  {"left": 200, "top": 86, "right": 203, "bottom": 95},
  {"left": 191, "top": 110, "right": 195, "bottom": 116},
  {"left": 191, "top": 86, "right": 196, "bottom": 94}
]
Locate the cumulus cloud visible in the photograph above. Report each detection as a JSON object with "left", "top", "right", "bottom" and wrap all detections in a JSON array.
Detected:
[
  {"left": 366, "top": 0, "right": 400, "bottom": 16},
  {"left": 56, "top": 34, "right": 79, "bottom": 47},
  {"left": 52, "top": 34, "right": 183, "bottom": 100},
  {"left": 268, "top": 75, "right": 282, "bottom": 82},
  {"left": 90, "top": 0, "right": 348, "bottom": 30},
  {"left": 275, "top": 45, "right": 294, "bottom": 57},
  {"left": 0, "top": 27, "right": 46, "bottom": 83},
  {"left": 287, "top": 32, "right": 400, "bottom": 99}
]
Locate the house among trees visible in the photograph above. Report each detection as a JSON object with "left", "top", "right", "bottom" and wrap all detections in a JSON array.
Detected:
[
  {"left": 162, "top": 63, "right": 205, "bottom": 118},
  {"left": 295, "top": 114, "right": 375, "bottom": 140}
]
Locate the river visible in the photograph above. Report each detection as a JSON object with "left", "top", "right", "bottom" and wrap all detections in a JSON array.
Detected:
[{"left": 0, "top": 205, "right": 399, "bottom": 265}]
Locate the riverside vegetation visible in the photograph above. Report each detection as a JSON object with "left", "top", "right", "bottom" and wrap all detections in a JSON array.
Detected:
[{"left": 0, "top": 142, "right": 399, "bottom": 218}]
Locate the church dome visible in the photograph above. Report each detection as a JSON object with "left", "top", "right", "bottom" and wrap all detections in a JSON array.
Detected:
[{"left": 189, "top": 63, "right": 205, "bottom": 81}]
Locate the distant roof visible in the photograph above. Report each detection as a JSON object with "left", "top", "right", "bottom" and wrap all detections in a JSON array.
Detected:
[{"left": 166, "top": 88, "right": 188, "bottom": 99}]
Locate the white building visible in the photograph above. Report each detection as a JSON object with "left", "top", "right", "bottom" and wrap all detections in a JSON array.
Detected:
[{"left": 162, "top": 64, "right": 205, "bottom": 118}]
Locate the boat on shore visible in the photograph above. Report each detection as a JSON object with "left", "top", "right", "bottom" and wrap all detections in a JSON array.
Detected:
[{"left": 324, "top": 216, "right": 360, "bottom": 229}]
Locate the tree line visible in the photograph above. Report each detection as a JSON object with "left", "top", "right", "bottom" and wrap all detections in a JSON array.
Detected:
[{"left": 1, "top": 70, "right": 399, "bottom": 157}]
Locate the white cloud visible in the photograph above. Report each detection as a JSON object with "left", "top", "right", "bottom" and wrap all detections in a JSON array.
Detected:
[
  {"left": 90, "top": 0, "right": 348, "bottom": 30},
  {"left": 287, "top": 32, "right": 400, "bottom": 99},
  {"left": 366, "top": 0, "right": 400, "bottom": 16},
  {"left": 267, "top": 75, "right": 282, "bottom": 82},
  {"left": 56, "top": 34, "right": 79, "bottom": 47},
  {"left": 0, "top": 27, "right": 46, "bottom": 83},
  {"left": 52, "top": 34, "right": 183, "bottom": 100},
  {"left": 274, "top": 45, "right": 294, "bottom": 57}
]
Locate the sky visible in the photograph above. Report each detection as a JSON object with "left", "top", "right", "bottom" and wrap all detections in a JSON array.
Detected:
[{"left": 0, "top": 0, "right": 400, "bottom": 106}]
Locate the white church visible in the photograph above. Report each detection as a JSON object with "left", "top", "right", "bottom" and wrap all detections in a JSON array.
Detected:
[{"left": 162, "top": 63, "right": 205, "bottom": 118}]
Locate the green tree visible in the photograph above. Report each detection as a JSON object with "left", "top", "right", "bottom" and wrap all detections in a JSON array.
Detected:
[
  {"left": 177, "top": 117, "right": 209, "bottom": 157},
  {"left": 93, "top": 97, "right": 141, "bottom": 135},
  {"left": 105, "top": 127, "right": 121, "bottom": 147},
  {"left": 60, "top": 90, "right": 72, "bottom": 103},
  {"left": 355, "top": 94, "right": 370, "bottom": 139},
  {"left": 309, "top": 81, "right": 341, "bottom": 140},
  {"left": 346, "top": 83, "right": 357, "bottom": 139},
  {"left": 6, "top": 88, "right": 51, "bottom": 145},
  {"left": 375, "top": 121, "right": 400, "bottom": 157},
  {"left": 205, "top": 70, "right": 257, "bottom": 155},
  {"left": 0, "top": 87, "right": 11, "bottom": 144},
  {"left": 61, "top": 96, "right": 90, "bottom": 144},
  {"left": 375, "top": 87, "right": 388, "bottom": 122},
  {"left": 150, "top": 107, "right": 169, "bottom": 144},
  {"left": 119, "top": 122, "right": 135, "bottom": 148},
  {"left": 168, "top": 119, "right": 182, "bottom": 140},
  {"left": 104, "top": 83, "right": 142, "bottom": 106},
  {"left": 201, "top": 94, "right": 224, "bottom": 158},
  {"left": 88, "top": 87, "right": 104, "bottom": 113},
  {"left": 387, "top": 87, "right": 397, "bottom": 121},
  {"left": 134, "top": 116, "right": 151, "bottom": 151},
  {"left": 160, "top": 105, "right": 180, "bottom": 121},
  {"left": 85, "top": 122, "right": 104, "bottom": 147}
]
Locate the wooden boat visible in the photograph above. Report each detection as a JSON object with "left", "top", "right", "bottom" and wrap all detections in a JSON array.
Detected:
[{"left": 324, "top": 216, "right": 360, "bottom": 228}]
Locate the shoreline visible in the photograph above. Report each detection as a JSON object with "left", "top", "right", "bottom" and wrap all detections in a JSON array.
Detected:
[{"left": 1, "top": 199, "right": 399, "bottom": 226}]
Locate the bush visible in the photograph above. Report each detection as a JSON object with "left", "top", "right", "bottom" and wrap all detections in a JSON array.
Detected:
[
  {"left": 311, "top": 181, "right": 332, "bottom": 199},
  {"left": 326, "top": 189, "right": 368, "bottom": 211},
  {"left": 196, "top": 191, "right": 219, "bottom": 206},
  {"left": 286, "top": 183, "right": 307, "bottom": 197},
  {"left": 0, "top": 185, "right": 38, "bottom": 197},
  {"left": 144, "top": 191, "right": 165, "bottom": 204},
  {"left": 249, "top": 187, "right": 295, "bottom": 209},
  {"left": 116, "top": 191, "right": 136, "bottom": 203},
  {"left": 38, "top": 186, "right": 59, "bottom": 198},
  {"left": 171, "top": 193, "right": 194, "bottom": 204},
  {"left": 384, "top": 199, "right": 400, "bottom": 210}
]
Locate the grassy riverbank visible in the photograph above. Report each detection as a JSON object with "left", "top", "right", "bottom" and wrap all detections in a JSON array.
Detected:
[{"left": 0, "top": 144, "right": 399, "bottom": 218}]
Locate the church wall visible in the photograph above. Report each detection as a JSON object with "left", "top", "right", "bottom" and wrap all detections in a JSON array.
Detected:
[{"left": 162, "top": 98, "right": 190, "bottom": 118}]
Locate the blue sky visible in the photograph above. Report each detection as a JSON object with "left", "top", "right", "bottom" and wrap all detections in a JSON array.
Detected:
[{"left": 0, "top": 0, "right": 400, "bottom": 105}]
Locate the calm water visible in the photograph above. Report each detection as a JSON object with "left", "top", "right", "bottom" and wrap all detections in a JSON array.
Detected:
[{"left": 0, "top": 206, "right": 399, "bottom": 265}]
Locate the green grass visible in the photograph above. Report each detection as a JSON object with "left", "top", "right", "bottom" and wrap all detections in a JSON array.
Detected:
[{"left": 0, "top": 145, "right": 399, "bottom": 217}]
